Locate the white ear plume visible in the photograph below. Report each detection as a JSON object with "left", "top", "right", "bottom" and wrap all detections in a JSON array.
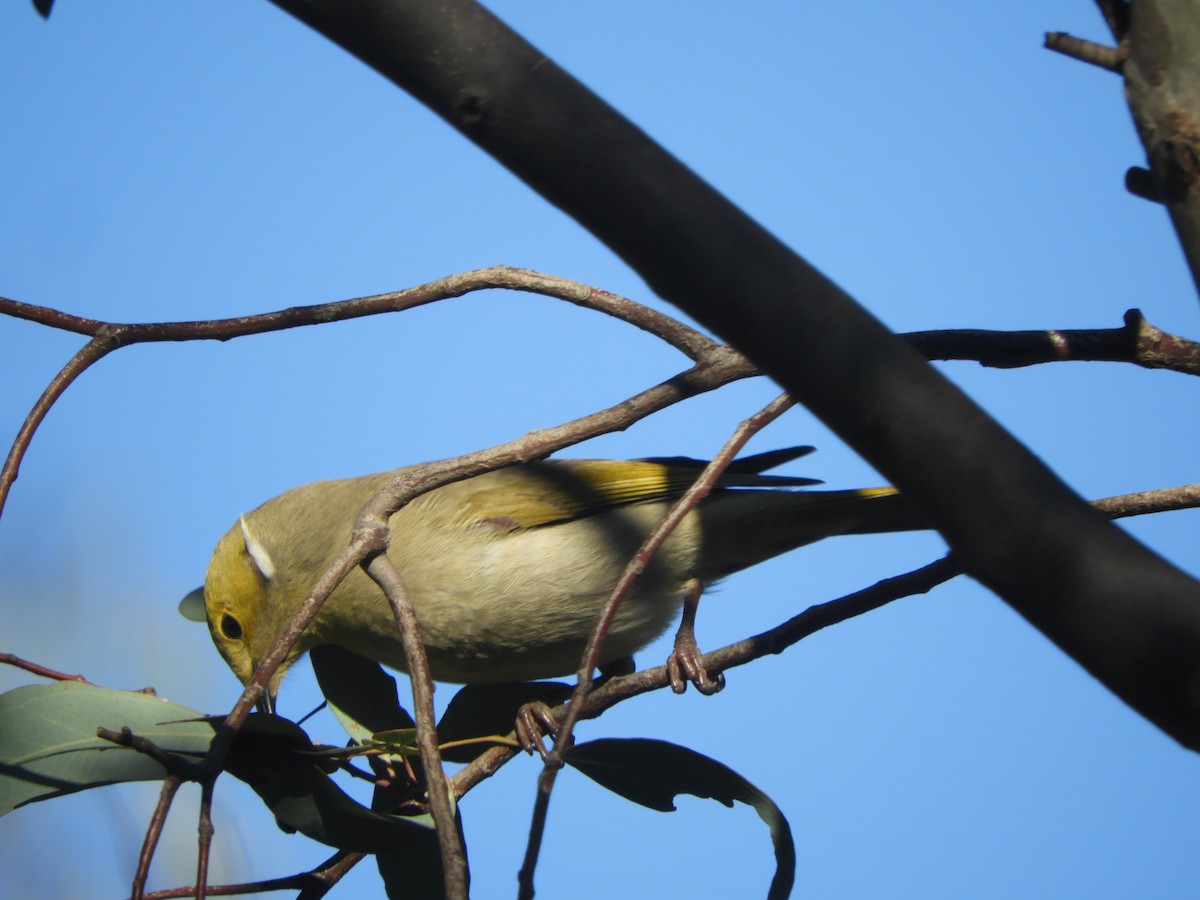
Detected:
[{"left": 240, "top": 515, "right": 277, "bottom": 581}]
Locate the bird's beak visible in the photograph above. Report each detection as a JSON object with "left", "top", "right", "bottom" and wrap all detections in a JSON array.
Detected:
[
  {"left": 250, "top": 656, "right": 276, "bottom": 715},
  {"left": 255, "top": 686, "right": 276, "bottom": 715}
]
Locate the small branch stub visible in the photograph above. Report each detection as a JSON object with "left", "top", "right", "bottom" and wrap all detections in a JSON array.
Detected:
[
  {"left": 1126, "top": 166, "right": 1163, "bottom": 203},
  {"left": 1044, "top": 31, "right": 1127, "bottom": 72}
]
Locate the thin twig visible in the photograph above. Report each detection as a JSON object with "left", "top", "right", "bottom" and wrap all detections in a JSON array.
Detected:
[
  {"left": 96, "top": 727, "right": 205, "bottom": 777},
  {"left": 363, "top": 551, "right": 468, "bottom": 899},
  {"left": 196, "top": 778, "right": 215, "bottom": 900},
  {"left": 0, "top": 334, "right": 118, "bottom": 518},
  {"left": 0, "top": 652, "right": 91, "bottom": 683},
  {"left": 1095, "top": 483, "right": 1200, "bottom": 519},
  {"left": 140, "top": 852, "right": 363, "bottom": 900},
  {"left": 131, "top": 776, "right": 183, "bottom": 900}
]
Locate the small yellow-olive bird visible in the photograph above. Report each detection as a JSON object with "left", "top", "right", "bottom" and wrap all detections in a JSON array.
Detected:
[{"left": 183, "top": 448, "right": 925, "bottom": 701}]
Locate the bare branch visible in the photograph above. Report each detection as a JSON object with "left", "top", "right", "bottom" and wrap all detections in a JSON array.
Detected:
[
  {"left": 1045, "top": 31, "right": 1127, "bottom": 72},
  {"left": 0, "top": 652, "right": 91, "bottom": 683},
  {"left": 1096, "top": 483, "right": 1200, "bottom": 518},
  {"left": 95, "top": 726, "right": 204, "bottom": 778},
  {"left": 141, "top": 852, "right": 363, "bottom": 900},
  {"left": 362, "top": 551, "right": 468, "bottom": 899},
  {"left": 131, "top": 776, "right": 184, "bottom": 900},
  {"left": 138, "top": 854, "right": 360, "bottom": 900},
  {"left": 0, "top": 335, "right": 118, "bottom": 520},
  {"left": 906, "top": 309, "right": 1200, "bottom": 375}
]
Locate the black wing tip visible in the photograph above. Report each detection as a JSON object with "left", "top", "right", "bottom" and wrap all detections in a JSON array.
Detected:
[
  {"left": 640, "top": 446, "right": 817, "bottom": 474},
  {"left": 726, "top": 446, "right": 816, "bottom": 474}
]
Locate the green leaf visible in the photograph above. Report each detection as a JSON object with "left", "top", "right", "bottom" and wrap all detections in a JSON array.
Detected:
[
  {"left": 436, "top": 681, "right": 570, "bottom": 763},
  {"left": 566, "top": 738, "right": 795, "bottom": 899},
  {"left": 0, "top": 682, "right": 214, "bottom": 815},
  {"left": 223, "top": 713, "right": 437, "bottom": 853},
  {"left": 310, "top": 645, "right": 415, "bottom": 745},
  {"left": 0, "top": 682, "right": 437, "bottom": 853}
]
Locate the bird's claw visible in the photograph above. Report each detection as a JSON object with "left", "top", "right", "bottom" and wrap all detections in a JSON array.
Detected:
[
  {"left": 516, "top": 700, "right": 563, "bottom": 760},
  {"left": 666, "top": 635, "right": 725, "bottom": 695}
]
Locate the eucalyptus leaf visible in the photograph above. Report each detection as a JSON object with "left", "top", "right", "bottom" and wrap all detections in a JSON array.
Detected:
[
  {"left": 223, "top": 712, "right": 436, "bottom": 852},
  {"left": 310, "top": 644, "right": 414, "bottom": 745},
  {"left": 566, "top": 738, "right": 795, "bottom": 899},
  {"left": 0, "top": 682, "right": 213, "bottom": 815}
]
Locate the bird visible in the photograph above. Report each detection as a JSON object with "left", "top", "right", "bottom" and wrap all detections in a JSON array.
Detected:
[{"left": 183, "top": 448, "right": 926, "bottom": 707}]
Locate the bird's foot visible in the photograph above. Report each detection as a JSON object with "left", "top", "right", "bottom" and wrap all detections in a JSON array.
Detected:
[
  {"left": 516, "top": 700, "right": 564, "bottom": 760},
  {"left": 666, "top": 580, "right": 724, "bottom": 695},
  {"left": 666, "top": 630, "right": 725, "bottom": 695}
]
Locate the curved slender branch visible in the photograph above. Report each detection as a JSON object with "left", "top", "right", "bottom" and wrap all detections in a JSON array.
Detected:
[
  {"left": 141, "top": 849, "right": 363, "bottom": 900},
  {"left": 0, "top": 267, "right": 720, "bottom": 520},
  {"left": 0, "top": 334, "right": 118, "bottom": 516},
  {"left": 0, "top": 652, "right": 91, "bottom": 683}
]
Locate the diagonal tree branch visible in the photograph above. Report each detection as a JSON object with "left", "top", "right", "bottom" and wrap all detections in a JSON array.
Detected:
[{"left": 265, "top": 0, "right": 1200, "bottom": 750}]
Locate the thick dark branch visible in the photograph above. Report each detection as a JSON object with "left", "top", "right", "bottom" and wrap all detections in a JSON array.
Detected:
[{"left": 266, "top": 0, "right": 1200, "bottom": 749}]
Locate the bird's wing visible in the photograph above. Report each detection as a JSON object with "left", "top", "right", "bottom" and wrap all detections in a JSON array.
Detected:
[{"left": 456, "top": 454, "right": 822, "bottom": 532}]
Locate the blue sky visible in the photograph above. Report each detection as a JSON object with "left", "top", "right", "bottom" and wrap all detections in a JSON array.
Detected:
[{"left": 3, "top": 3, "right": 1200, "bottom": 898}]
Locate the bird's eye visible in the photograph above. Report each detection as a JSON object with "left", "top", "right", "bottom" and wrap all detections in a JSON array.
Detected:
[{"left": 220, "top": 613, "right": 244, "bottom": 641}]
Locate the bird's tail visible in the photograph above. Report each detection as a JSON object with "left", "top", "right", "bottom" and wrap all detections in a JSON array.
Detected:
[{"left": 696, "top": 486, "right": 928, "bottom": 581}]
